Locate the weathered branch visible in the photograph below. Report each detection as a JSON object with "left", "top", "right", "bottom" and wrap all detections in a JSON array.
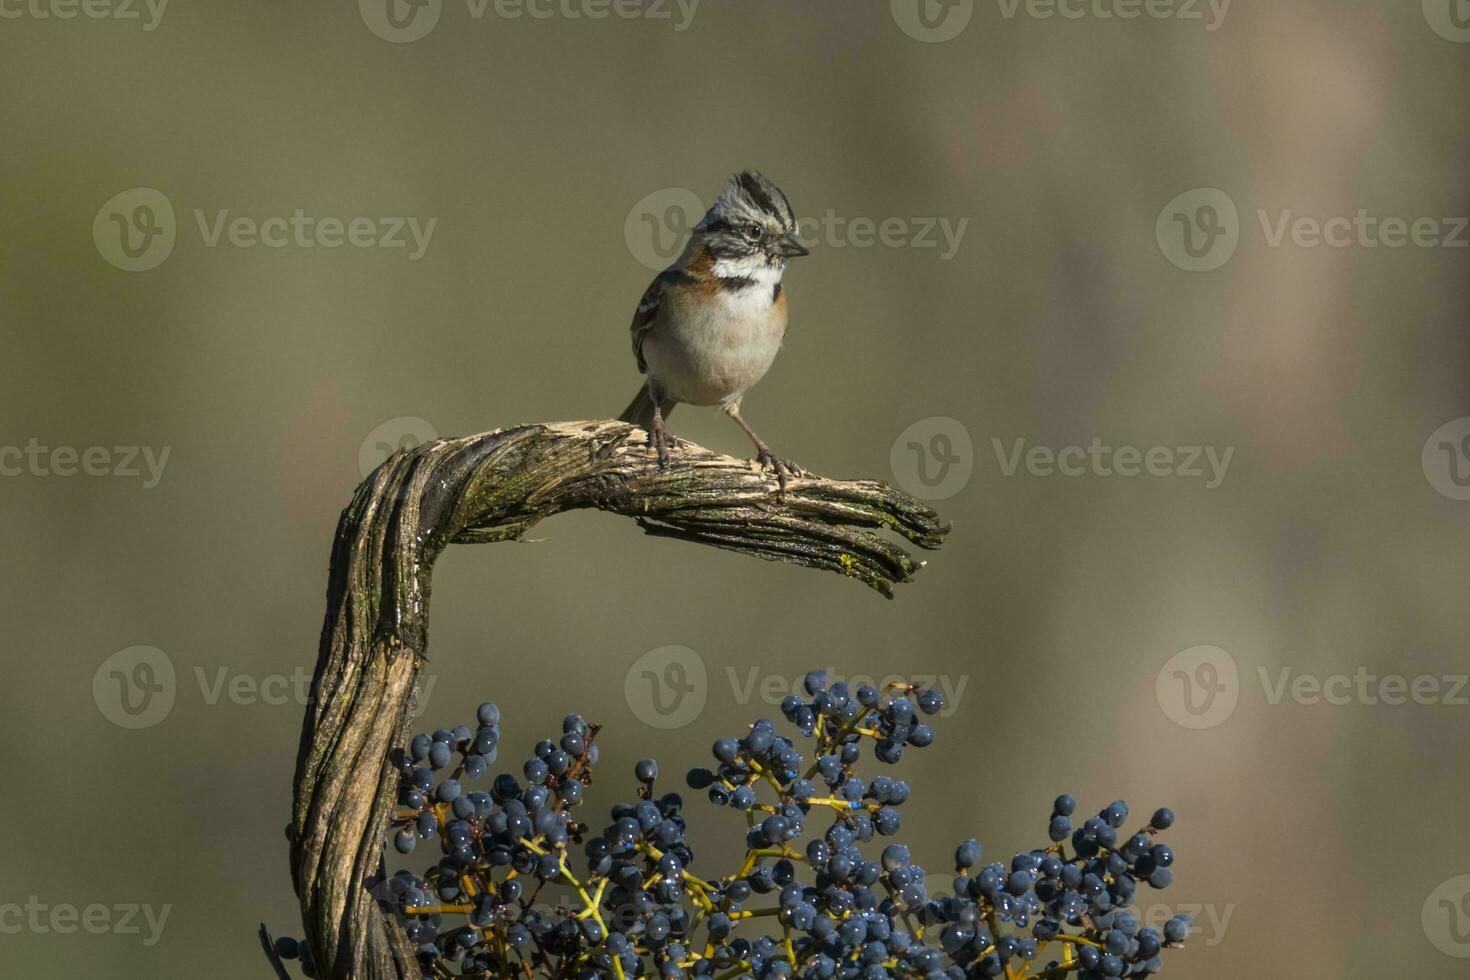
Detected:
[{"left": 288, "top": 420, "right": 949, "bottom": 979}]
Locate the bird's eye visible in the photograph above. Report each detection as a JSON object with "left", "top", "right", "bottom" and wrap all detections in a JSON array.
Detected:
[{"left": 743, "top": 224, "right": 764, "bottom": 241}]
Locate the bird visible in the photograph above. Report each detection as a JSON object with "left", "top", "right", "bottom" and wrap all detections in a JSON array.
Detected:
[{"left": 618, "top": 171, "right": 811, "bottom": 486}]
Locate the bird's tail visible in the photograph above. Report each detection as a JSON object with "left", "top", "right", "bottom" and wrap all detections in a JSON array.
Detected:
[{"left": 618, "top": 387, "right": 674, "bottom": 430}]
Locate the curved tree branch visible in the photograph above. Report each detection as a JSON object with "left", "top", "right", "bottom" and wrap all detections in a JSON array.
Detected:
[{"left": 288, "top": 420, "right": 950, "bottom": 979}]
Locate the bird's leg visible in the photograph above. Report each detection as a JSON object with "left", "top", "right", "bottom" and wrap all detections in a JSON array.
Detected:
[
  {"left": 724, "top": 404, "right": 803, "bottom": 490},
  {"left": 650, "top": 399, "right": 672, "bottom": 468}
]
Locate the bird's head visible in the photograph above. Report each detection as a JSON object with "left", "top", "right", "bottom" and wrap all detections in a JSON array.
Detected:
[{"left": 693, "top": 171, "right": 809, "bottom": 279}]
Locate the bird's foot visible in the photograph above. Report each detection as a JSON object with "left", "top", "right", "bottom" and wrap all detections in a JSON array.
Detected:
[
  {"left": 591, "top": 428, "right": 632, "bottom": 463},
  {"left": 755, "top": 447, "right": 804, "bottom": 491},
  {"left": 649, "top": 423, "right": 673, "bottom": 469}
]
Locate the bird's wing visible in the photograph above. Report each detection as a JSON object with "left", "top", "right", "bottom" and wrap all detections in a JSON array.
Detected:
[{"left": 629, "top": 270, "right": 684, "bottom": 374}]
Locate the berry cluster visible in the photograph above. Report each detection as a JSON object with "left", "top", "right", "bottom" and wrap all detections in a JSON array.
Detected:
[{"left": 273, "top": 670, "right": 1189, "bottom": 978}]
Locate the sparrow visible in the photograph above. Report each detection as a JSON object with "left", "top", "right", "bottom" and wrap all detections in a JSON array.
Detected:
[{"left": 619, "top": 171, "right": 810, "bottom": 486}]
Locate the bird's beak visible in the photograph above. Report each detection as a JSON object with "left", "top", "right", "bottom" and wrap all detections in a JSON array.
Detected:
[{"left": 777, "top": 233, "right": 810, "bottom": 258}]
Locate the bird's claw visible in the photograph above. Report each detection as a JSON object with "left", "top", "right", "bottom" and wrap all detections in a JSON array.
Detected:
[
  {"left": 756, "top": 448, "right": 803, "bottom": 491},
  {"left": 649, "top": 426, "right": 673, "bottom": 469}
]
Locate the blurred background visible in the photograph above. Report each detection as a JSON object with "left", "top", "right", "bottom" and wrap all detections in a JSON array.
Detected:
[{"left": 3, "top": 0, "right": 1469, "bottom": 976}]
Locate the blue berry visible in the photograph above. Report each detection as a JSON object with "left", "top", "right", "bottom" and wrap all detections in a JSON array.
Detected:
[{"left": 373, "top": 679, "right": 1185, "bottom": 980}]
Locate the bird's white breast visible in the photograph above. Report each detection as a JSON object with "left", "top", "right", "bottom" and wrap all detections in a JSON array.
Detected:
[{"left": 644, "top": 268, "right": 788, "bottom": 408}]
